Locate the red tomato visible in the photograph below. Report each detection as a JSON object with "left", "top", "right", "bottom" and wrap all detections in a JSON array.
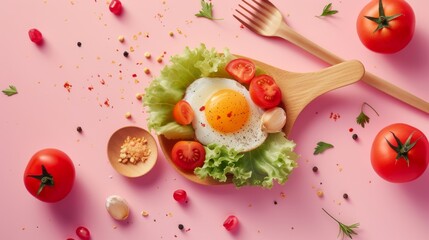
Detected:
[
  {"left": 371, "top": 123, "right": 428, "bottom": 183},
  {"left": 356, "top": 0, "right": 415, "bottom": 53},
  {"left": 223, "top": 215, "right": 239, "bottom": 231},
  {"left": 23, "top": 148, "right": 75, "bottom": 202},
  {"left": 173, "top": 100, "right": 194, "bottom": 125},
  {"left": 226, "top": 58, "right": 256, "bottom": 84},
  {"left": 249, "top": 74, "right": 282, "bottom": 109},
  {"left": 171, "top": 141, "right": 205, "bottom": 171}
]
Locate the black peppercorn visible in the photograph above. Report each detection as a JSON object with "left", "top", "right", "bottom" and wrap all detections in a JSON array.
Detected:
[
  {"left": 123, "top": 51, "right": 129, "bottom": 57},
  {"left": 343, "top": 193, "right": 349, "bottom": 199},
  {"left": 77, "top": 42, "right": 82, "bottom": 47},
  {"left": 312, "top": 166, "right": 318, "bottom": 173},
  {"left": 76, "top": 126, "right": 83, "bottom": 133},
  {"left": 352, "top": 134, "right": 358, "bottom": 140},
  {"left": 178, "top": 224, "right": 184, "bottom": 230}
]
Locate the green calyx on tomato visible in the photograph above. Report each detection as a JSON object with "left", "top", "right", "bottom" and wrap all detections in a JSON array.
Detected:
[
  {"left": 385, "top": 131, "right": 421, "bottom": 167},
  {"left": 26, "top": 165, "right": 55, "bottom": 195},
  {"left": 365, "top": 0, "right": 402, "bottom": 32}
]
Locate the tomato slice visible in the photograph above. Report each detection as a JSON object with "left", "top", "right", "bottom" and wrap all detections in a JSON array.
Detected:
[
  {"left": 171, "top": 141, "right": 205, "bottom": 171},
  {"left": 249, "top": 74, "right": 282, "bottom": 109},
  {"left": 173, "top": 100, "right": 194, "bottom": 125},
  {"left": 226, "top": 58, "right": 256, "bottom": 84}
]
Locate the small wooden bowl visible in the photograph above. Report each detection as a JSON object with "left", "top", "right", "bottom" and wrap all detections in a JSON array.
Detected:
[{"left": 107, "top": 126, "right": 158, "bottom": 178}]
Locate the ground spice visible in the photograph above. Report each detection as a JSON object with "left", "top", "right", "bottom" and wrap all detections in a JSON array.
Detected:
[{"left": 118, "top": 136, "right": 151, "bottom": 164}]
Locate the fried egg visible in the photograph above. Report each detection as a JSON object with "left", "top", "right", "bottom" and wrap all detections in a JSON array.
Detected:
[{"left": 183, "top": 77, "right": 267, "bottom": 152}]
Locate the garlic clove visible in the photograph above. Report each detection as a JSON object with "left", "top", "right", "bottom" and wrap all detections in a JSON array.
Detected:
[
  {"left": 106, "top": 195, "right": 130, "bottom": 221},
  {"left": 261, "top": 107, "right": 287, "bottom": 133}
]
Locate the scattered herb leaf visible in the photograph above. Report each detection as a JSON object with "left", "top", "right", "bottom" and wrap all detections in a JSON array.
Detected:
[
  {"left": 318, "top": 3, "right": 338, "bottom": 17},
  {"left": 322, "top": 208, "right": 359, "bottom": 239},
  {"left": 195, "top": 0, "right": 222, "bottom": 20},
  {"left": 314, "top": 142, "right": 334, "bottom": 155},
  {"left": 356, "top": 102, "right": 379, "bottom": 128},
  {"left": 2, "top": 85, "right": 18, "bottom": 96}
]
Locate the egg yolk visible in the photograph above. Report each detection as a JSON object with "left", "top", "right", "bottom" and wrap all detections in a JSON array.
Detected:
[{"left": 204, "top": 89, "right": 250, "bottom": 133}]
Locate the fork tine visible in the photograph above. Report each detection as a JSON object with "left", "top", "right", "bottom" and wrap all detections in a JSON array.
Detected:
[
  {"left": 251, "top": 0, "right": 278, "bottom": 14},
  {"left": 237, "top": 3, "right": 265, "bottom": 26},
  {"left": 233, "top": 10, "right": 264, "bottom": 34}
]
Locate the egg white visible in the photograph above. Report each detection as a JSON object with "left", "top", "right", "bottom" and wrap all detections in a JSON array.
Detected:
[{"left": 184, "top": 77, "right": 268, "bottom": 152}]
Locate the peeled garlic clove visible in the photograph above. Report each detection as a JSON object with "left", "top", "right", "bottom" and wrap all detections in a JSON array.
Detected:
[
  {"left": 261, "top": 107, "right": 287, "bottom": 133},
  {"left": 106, "top": 195, "right": 129, "bottom": 221}
]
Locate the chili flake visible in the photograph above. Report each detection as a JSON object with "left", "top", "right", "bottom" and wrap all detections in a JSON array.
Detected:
[{"left": 64, "top": 81, "right": 72, "bottom": 92}]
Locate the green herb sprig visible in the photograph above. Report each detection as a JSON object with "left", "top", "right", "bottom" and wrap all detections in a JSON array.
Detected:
[
  {"left": 2, "top": 85, "right": 18, "bottom": 96},
  {"left": 314, "top": 141, "right": 334, "bottom": 155},
  {"left": 356, "top": 102, "right": 379, "bottom": 128},
  {"left": 318, "top": 3, "right": 338, "bottom": 17},
  {"left": 322, "top": 208, "right": 359, "bottom": 239},
  {"left": 195, "top": 0, "right": 222, "bottom": 20}
]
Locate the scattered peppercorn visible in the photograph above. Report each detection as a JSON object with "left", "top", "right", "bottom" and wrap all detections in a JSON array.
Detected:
[
  {"left": 312, "top": 166, "right": 318, "bottom": 173},
  {"left": 178, "top": 224, "right": 184, "bottom": 230},
  {"left": 123, "top": 51, "right": 129, "bottom": 57},
  {"left": 343, "top": 193, "right": 349, "bottom": 199},
  {"left": 77, "top": 42, "right": 82, "bottom": 47},
  {"left": 352, "top": 134, "right": 358, "bottom": 140},
  {"left": 274, "top": 200, "right": 278, "bottom": 205},
  {"left": 77, "top": 126, "right": 83, "bottom": 133}
]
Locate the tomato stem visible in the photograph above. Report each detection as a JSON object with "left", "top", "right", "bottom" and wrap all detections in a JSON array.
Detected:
[
  {"left": 364, "top": 0, "right": 403, "bottom": 32},
  {"left": 27, "top": 165, "right": 54, "bottom": 195},
  {"left": 385, "top": 131, "right": 422, "bottom": 167}
]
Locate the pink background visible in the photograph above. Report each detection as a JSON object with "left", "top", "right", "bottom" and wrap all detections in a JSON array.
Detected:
[{"left": 1, "top": 0, "right": 428, "bottom": 239}]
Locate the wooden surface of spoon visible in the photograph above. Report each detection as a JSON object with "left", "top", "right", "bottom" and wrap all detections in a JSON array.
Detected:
[{"left": 159, "top": 57, "right": 365, "bottom": 185}]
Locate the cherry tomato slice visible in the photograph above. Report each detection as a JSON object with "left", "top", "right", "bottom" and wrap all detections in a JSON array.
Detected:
[
  {"left": 223, "top": 215, "right": 239, "bottom": 231},
  {"left": 171, "top": 141, "right": 205, "bottom": 171},
  {"left": 226, "top": 58, "right": 256, "bottom": 84},
  {"left": 173, "top": 100, "right": 194, "bottom": 125},
  {"left": 173, "top": 189, "right": 188, "bottom": 203},
  {"left": 249, "top": 74, "right": 282, "bottom": 109}
]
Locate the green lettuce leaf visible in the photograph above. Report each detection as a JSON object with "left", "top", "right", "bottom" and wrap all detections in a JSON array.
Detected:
[
  {"left": 195, "top": 132, "right": 298, "bottom": 188},
  {"left": 143, "top": 44, "right": 233, "bottom": 139}
]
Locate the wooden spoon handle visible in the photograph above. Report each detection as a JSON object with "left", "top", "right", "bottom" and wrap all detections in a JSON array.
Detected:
[{"left": 277, "top": 25, "right": 429, "bottom": 114}]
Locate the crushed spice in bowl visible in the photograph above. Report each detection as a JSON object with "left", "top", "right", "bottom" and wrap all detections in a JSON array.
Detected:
[{"left": 107, "top": 126, "right": 158, "bottom": 177}]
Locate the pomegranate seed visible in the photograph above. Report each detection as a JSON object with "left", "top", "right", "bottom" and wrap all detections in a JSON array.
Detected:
[
  {"left": 28, "top": 28, "right": 43, "bottom": 44},
  {"left": 109, "top": 0, "right": 123, "bottom": 15},
  {"left": 173, "top": 189, "right": 187, "bottom": 203},
  {"left": 223, "top": 215, "right": 239, "bottom": 231},
  {"left": 75, "top": 226, "right": 90, "bottom": 240}
]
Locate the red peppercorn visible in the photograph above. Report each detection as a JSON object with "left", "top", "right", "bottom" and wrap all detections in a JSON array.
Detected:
[
  {"left": 223, "top": 215, "right": 239, "bottom": 231},
  {"left": 75, "top": 226, "right": 90, "bottom": 240},
  {"left": 173, "top": 189, "right": 187, "bottom": 203},
  {"left": 28, "top": 28, "right": 43, "bottom": 45},
  {"left": 109, "top": 0, "right": 123, "bottom": 15}
]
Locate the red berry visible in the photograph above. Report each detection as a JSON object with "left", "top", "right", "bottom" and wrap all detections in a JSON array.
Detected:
[
  {"left": 109, "top": 0, "right": 123, "bottom": 15},
  {"left": 223, "top": 215, "right": 239, "bottom": 231},
  {"left": 173, "top": 189, "right": 187, "bottom": 203},
  {"left": 76, "top": 226, "right": 90, "bottom": 240},
  {"left": 28, "top": 28, "right": 43, "bottom": 44}
]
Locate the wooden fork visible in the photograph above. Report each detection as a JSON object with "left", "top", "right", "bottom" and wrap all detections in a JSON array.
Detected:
[{"left": 233, "top": 0, "right": 429, "bottom": 114}]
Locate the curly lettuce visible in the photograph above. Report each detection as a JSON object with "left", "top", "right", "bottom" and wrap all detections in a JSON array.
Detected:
[
  {"left": 143, "top": 44, "right": 233, "bottom": 139},
  {"left": 195, "top": 132, "right": 298, "bottom": 188}
]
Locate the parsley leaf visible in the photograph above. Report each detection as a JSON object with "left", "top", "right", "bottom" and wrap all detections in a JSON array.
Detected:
[
  {"left": 314, "top": 142, "right": 334, "bottom": 155},
  {"left": 195, "top": 0, "right": 222, "bottom": 20},
  {"left": 318, "top": 3, "right": 338, "bottom": 17},
  {"left": 2, "top": 85, "right": 18, "bottom": 96},
  {"left": 356, "top": 102, "right": 379, "bottom": 128}
]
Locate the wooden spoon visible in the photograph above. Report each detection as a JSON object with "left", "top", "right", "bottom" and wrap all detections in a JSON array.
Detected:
[{"left": 159, "top": 58, "right": 365, "bottom": 185}]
